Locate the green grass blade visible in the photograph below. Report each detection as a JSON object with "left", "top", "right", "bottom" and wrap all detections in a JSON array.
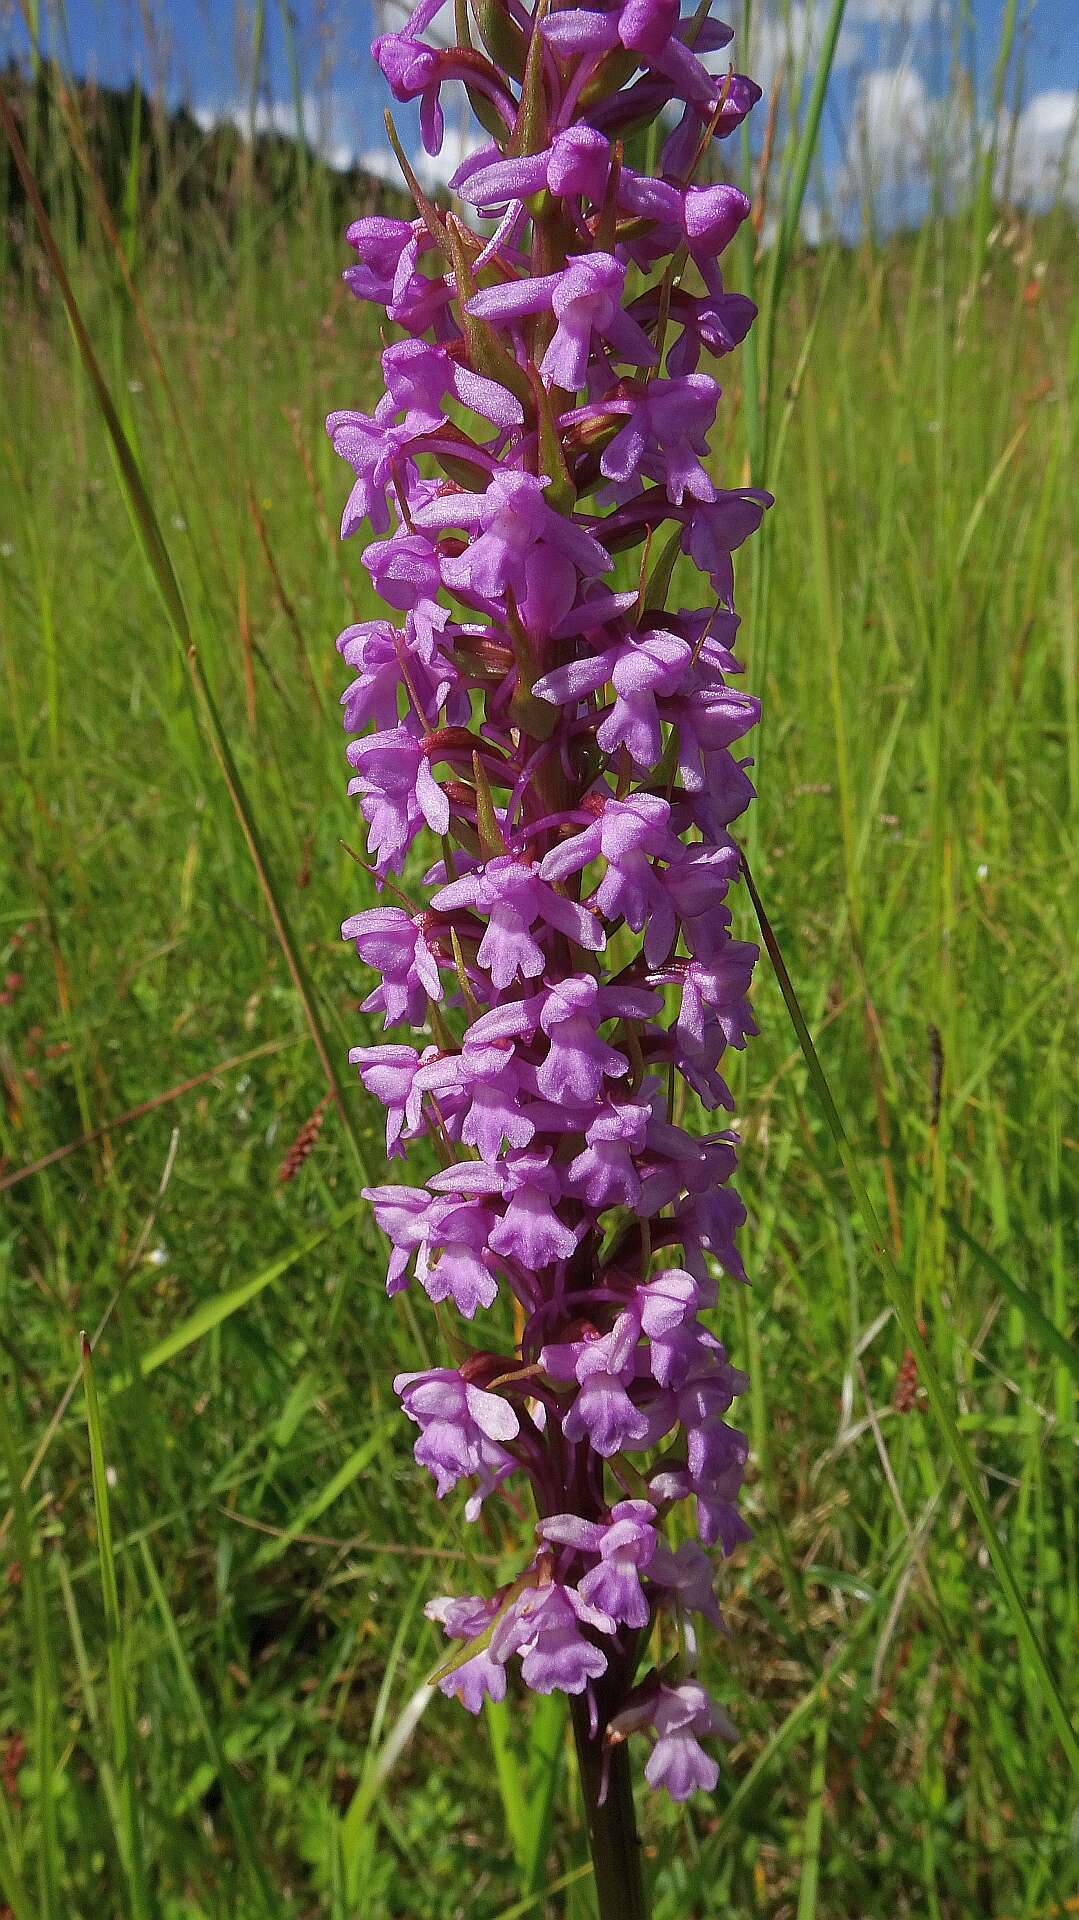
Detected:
[
  {"left": 79, "top": 1335, "right": 153, "bottom": 1920},
  {"left": 795, "top": 1709, "right": 830, "bottom": 1920},
  {"left": 776, "top": 0, "right": 848, "bottom": 267},
  {"left": 524, "top": 1693, "right": 566, "bottom": 1894},
  {"left": 109, "top": 1199, "right": 365, "bottom": 1389},
  {"left": 742, "top": 857, "right": 1079, "bottom": 1784},
  {"left": 136, "top": 1537, "right": 282, "bottom": 1916},
  {"left": 249, "top": 1413, "right": 398, "bottom": 1568},
  {"left": 120, "top": 76, "right": 141, "bottom": 272},
  {"left": 944, "top": 1215, "right": 1079, "bottom": 1388},
  {"left": 340, "top": 1568, "right": 432, "bottom": 1903},
  {"left": 757, "top": 0, "right": 849, "bottom": 469},
  {"left": 0, "top": 87, "right": 373, "bottom": 1187},
  {"left": 484, "top": 1698, "right": 533, "bottom": 1875},
  {"left": 0, "top": 1383, "right": 61, "bottom": 1920}
]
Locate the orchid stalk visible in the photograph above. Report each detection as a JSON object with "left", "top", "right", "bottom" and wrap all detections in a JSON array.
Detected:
[{"left": 328, "top": 0, "right": 769, "bottom": 1905}]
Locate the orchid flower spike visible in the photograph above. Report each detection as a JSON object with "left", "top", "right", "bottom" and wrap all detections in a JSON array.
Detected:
[{"left": 331, "top": 0, "right": 770, "bottom": 1811}]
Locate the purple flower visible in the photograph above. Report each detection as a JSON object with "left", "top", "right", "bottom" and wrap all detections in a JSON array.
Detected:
[
  {"left": 601, "top": 377, "right": 721, "bottom": 505},
  {"left": 360, "top": 528, "right": 448, "bottom": 659},
  {"left": 395, "top": 1367, "right": 520, "bottom": 1512},
  {"left": 543, "top": 1310, "right": 650, "bottom": 1456},
  {"left": 683, "top": 185, "right": 752, "bottom": 277},
  {"left": 333, "top": 0, "right": 768, "bottom": 1803},
  {"left": 680, "top": 488, "right": 773, "bottom": 595},
  {"left": 676, "top": 948, "right": 759, "bottom": 1051},
  {"left": 612, "top": 1681, "right": 738, "bottom": 1799},
  {"left": 661, "top": 75, "right": 762, "bottom": 174},
  {"left": 454, "top": 126, "right": 613, "bottom": 209},
  {"left": 661, "top": 283, "right": 758, "bottom": 376},
  {"left": 534, "top": 975, "right": 631, "bottom": 1103},
  {"left": 541, "top": 794, "right": 681, "bottom": 963},
  {"left": 491, "top": 1582, "right": 614, "bottom": 1694},
  {"left": 343, "top": 216, "right": 452, "bottom": 335},
  {"left": 349, "top": 1043, "right": 429, "bottom": 1154},
  {"left": 432, "top": 855, "right": 603, "bottom": 989},
  {"left": 347, "top": 722, "right": 449, "bottom": 873},
  {"left": 413, "top": 472, "right": 612, "bottom": 633},
  {"left": 373, "top": 23, "right": 514, "bottom": 154},
  {"left": 648, "top": 1538, "right": 724, "bottom": 1626},
  {"left": 433, "top": 1151, "right": 582, "bottom": 1270},
  {"left": 540, "top": 0, "right": 680, "bottom": 62},
  {"left": 343, "top": 907, "right": 444, "bottom": 1027},
  {"left": 364, "top": 1182, "right": 438, "bottom": 1291},
  {"left": 414, "top": 1028, "right": 536, "bottom": 1161},
  {"left": 425, "top": 1593, "right": 507, "bottom": 1712},
  {"left": 537, "top": 627, "right": 693, "bottom": 769},
  {"left": 468, "top": 254, "right": 657, "bottom": 392},
  {"left": 327, "top": 405, "right": 418, "bottom": 538},
  {"left": 421, "top": 1202, "right": 500, "bottom": 1318},
  {"left": 337, "top": 618, "right": 456, "bottom": 733},
  {"left": 541, "top": 1501, "right": 658, "bottom": 1627}
]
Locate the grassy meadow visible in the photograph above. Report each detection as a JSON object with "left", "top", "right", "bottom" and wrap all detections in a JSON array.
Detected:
[{"left": 1, "top": 51, "right": 1078, "bottom": 1920}]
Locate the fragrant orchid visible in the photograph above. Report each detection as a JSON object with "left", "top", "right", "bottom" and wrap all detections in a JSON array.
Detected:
[{"left": 330, "top": 0, "right": 769, "bottom": 1858}]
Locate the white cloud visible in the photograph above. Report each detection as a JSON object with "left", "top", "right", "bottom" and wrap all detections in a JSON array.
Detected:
[
  {"left": 359, "top": 135, "right": 488, "bottom": 198},
  {"left": 854, "top": 62, "right": 931, "bottom": 155},
  {"left": 839, "top": 64, "right": 973, "bottom": 206},
  {"left": 374, "top": 0, "right": 455, "bottom": 48},
  {"left": 845, "top": 0, "right": 934, "bottom": 24},
  {"left": 998, "top": 90, "right": 1079, "bottom": 212},
  {"left": 359, "top": 144, "right": 406, "bottom": 189},
  {"left": 361, "top": 126, "right": 486, "bottom": 194},
  {"left": 192, "top": 93, "right": 357, "bottom": 172},
  {"left": 729, "top": 2, "right": 863, "bottom": 101},
  {"left": 841, "top": 68, "right": 1078, "bottom": 219},
  {"left": 362, "top": 78, "right": 488, "bottom": 194}
]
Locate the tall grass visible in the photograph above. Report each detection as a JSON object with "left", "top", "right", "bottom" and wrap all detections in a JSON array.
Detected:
[{"left": 1, "top": 18, "right": 1077, "bottom": 1917}]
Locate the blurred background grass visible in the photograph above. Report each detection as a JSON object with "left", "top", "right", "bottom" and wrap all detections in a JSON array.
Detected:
[{"left": 1, "top": 6, "right": 1078, "bottom": 1916}]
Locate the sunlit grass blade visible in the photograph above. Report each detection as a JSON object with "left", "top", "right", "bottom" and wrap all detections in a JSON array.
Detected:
[
  {"left": 0, "top": 1384, "right": 60, "bottom": 1920},
  {"left": 742, "top": 855, "right": 1079, "bottom": 1784},
  {"left": 110, "top": 1198, "right": 366, "bottom": 1389},
  {"left": 136, "top": 1537, "right": 282, "bottom": 1916},
  {"left": 339, "top": 1568, "right": 433, "bottom": 1905},
  {"left": 249, "top": 1413, "right": 397, "bottom": 1568},
  {"left": 795, "top": 1708, "right": 829, "bottom": 1920},
  {"left": 79, "top": 1334, "right": 153, "bottom": 1920},
  {"left": 944, "top": 1214, "right": 1079, "bottom": 1388},
  {"left": 0, "top": 86, "right": 374, "bottom": 1187},
  {"left": 758, "top": 0, "right": 849, "bottom": 462},
  {"left": 485, "top": 1698, "right": 534, "bottom": 1877},
  {"left": 524, "top": 1693, "right": 567, "bottom": 1894}
]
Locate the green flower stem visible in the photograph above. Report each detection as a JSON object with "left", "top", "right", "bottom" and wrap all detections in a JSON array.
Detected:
[{"left": 571, "top": 1700, "right": 649, "bottom": 1920}]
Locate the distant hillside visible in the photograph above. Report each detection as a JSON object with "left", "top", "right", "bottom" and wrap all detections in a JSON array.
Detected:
[
  {"left": 3, "top": 58, "right": 1074, "bottom": 281},
  {"left": 0, "top": 60, "right": 408, "bottom": 257}
]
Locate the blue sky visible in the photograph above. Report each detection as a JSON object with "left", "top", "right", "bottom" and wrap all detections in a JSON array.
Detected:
[{"left": 3, "top": 1, "right": 1077, "bottom": 217}]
